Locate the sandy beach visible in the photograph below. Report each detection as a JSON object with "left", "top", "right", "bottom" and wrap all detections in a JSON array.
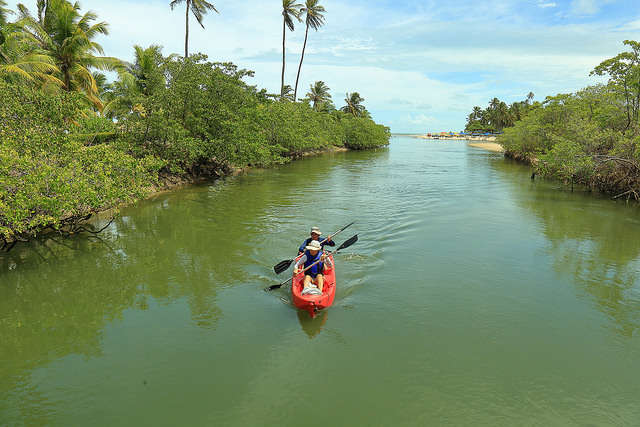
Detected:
[
  {"left": 467, "top": 142, "right": 504, "bottom": 152},
  {"left": 413, "top": 134, "right": 503, "bottom": 152}
]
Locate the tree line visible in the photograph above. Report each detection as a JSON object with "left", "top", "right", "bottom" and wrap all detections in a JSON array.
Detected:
[
  {"left": 0, "top": 0, "right": 390, "bottom": 250},
  {"left": 466, "top": 40, "right": 640, "bottom": 202},
  {"left": 465, "top": 93, "right": 539, "bottom": 134}
]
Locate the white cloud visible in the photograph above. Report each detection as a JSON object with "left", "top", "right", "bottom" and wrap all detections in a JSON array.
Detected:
[
  {"left": 619, "top": 19, "right": 640, "bottom": 31},
  {"left": 404, "top": 113, "right": 438, "bottom": 126},
  {"left": 570, "top": 0, "right": 616, "bottom": 15}
]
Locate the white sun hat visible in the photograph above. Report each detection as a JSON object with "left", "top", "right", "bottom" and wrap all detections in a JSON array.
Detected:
[
  {"left": 310, "top": 227, "right": 322, "bottom": 235},
  {"left": 305, "top": 240, "right": 322, "bottom": 251}
]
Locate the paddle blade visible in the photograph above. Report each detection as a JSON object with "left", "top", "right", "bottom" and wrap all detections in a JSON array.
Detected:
[
  {"left": 265, "top": 276, "right": 291, "bottom": 292},
  {"left": 336, "top": 234, "right": 358, "bottom": 252},
  {"left": 273, "top": 259, "right": 293, "bottom": 274},
  {"left": 264, "top": 283, "right": 283, "bottom": 291}
]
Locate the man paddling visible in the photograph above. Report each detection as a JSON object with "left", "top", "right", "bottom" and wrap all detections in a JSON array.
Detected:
[
  {"left": 293, "top": 240, "right": 333, "bottom": 294},
  {"left": 298, "top": 226, "right": 335, "bottom": 254}
]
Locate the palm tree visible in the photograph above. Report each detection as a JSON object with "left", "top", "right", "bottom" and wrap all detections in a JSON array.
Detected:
[
  {"left": 280, "top": 84, "right": 295, "bottom": 102},
  {"left": 103, "top": 44, "right": 166, "bottom": 118},
  {"left": 488, "top": 97, "right": 500, "bottom": 111},
  {"left": 0, "top": 0, "right": 9, "bottom": 40},
  {"left": 0, "top": 0, "right": 14, "bottom": 64},
  {"left": 340, "top": 92, "right": 365, "bottom": 117},
  {"left": 281, "top": 84, "right": 296, "bottom": 102},
  {"left": 281, "top": 0, "right": 302, "bottom": 99},
  {"left": 11, "top": 0, "right": 121, "bottom": 110},
  {"left": 0, "top": 42, "right": 60, "bottom": 85},
  {"left": 471, "top": 106, "right": 483, "bottom": 121},
  {"left": 305, "top": 80, "right": 331, "bottom": 110},
  {"left": 466, "top": 106, "right": 483, "bottom": 130},
  {"left": 170, "top": 0, "right": 218, "bottom": 58},
  {"left": 129, "top": 44, "right": 165, "bottom": 96},
  {"left": 496, "top": 101, "right": 512, "bottom": 131},
  {"left": 509, "top": 101, "right": 524, "bottom": 122},
  {"left": 293, "top": 0, "right": 325, "bottom": 101}
]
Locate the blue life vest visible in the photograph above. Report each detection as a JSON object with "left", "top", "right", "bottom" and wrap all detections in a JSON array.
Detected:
[{"left": 303, "top": 250, "right": 323, "bottom": 276}]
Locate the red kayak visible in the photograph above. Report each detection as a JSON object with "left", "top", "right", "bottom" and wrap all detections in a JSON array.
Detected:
[{"left": 291, "top": 253, "right": 336, "bottom": 318}]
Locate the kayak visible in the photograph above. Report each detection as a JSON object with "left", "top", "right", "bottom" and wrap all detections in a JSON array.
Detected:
[{"left": 291, "top": 253, "right": 336, "bottom": 318}]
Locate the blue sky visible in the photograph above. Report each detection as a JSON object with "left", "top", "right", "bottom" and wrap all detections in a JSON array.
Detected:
[{"left": 5, "top": 0, "right": 640, "bottom": 132}]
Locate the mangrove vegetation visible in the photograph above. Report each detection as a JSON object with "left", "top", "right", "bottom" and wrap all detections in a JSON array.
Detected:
[{"left": 468, "top": 40, "right": 640, "bottom": 202}]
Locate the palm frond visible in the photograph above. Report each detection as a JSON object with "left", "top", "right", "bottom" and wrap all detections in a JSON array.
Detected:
[{"left": 303, "top": 0, "right": 326, "bottom": 31}]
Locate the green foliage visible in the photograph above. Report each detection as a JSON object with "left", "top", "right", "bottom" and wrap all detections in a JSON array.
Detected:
[
  {"left": 259, "top": 101, "right": 342, "bottom": 157},
  {"left": 497, "top": 42, "right": 640, "bottom": 199},
  {"left": 115, "top": 53, "right": 389, "bottom": 172},
  {"left": 304, "top": 80, "right": 333, "bottom": 111},
  {"left": 70, "top": 115, "right": 118, "bottom": 145},
  {"left": 590, "top": 40, "right": 640, "bottom": 129},
  {"left": 3, "top": 0, "right": 122, "bottom": 111},
  {"left": 0, "top": 79, "right": 160, "bottom": 242},
  {"left": 338, "top": 113, "right": 391, "bottom": 149},
  {"left": 537, "top": 137, "right": 596, "bottom": 182},
  {"left": 466, "top": 94, "right": 540, "bottom": 133},
  {"left": 500, "top": 87, "right": 628, "bottom": 158}
]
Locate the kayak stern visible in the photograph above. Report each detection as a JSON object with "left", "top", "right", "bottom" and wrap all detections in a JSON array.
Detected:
[{"left": 291, "top": 254, "right": 336, "bottom": 318}]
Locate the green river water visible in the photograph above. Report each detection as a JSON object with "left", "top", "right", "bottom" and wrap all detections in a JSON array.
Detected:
[{"left": 1, "top": 136, "right": 640, "bottom": 425}]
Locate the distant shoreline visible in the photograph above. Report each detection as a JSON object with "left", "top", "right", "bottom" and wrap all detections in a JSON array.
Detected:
[
  {"left": 413, "top": 134, "right": 496, "bottom": 141},
  {"left": 408, "top": 134, "right": 503, "bottom": 152}
]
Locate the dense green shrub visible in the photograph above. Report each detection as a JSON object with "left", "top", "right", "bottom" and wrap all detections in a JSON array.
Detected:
[
  {"left": 115, "top": 54, "right": 388, "bottom": 172},
  {"left": 0, "top": 79, "right": 160, "bottom": 244},
  {"left": 498, "top": 80, "right": 640, "bottom": 198},
  {"left": 339, "top": 114, "right": 391, "bottom": 149}
]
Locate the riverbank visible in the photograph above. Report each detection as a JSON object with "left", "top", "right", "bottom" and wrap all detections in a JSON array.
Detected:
[
  {"left": 0, "top": 143, "right": 354, "bottom": 251},
  {"left": 152, "top": 144, "right": 350, "bottom": 193}
]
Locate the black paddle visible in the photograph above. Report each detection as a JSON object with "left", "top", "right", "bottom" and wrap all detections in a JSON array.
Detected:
[
  {"left": 264, "top": 234, "right": 358, "bottom": 291},
  {"left": 273, "top": 222, "right": 355, "bottom": 275}
]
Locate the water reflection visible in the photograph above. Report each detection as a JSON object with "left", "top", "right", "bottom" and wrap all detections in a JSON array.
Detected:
[
  {"left": 0, "top": 233, "right": 131, "bottom": 423},
  {"left": 0, "top": 184, "right": 237, "bottom": 420},
  {"left": 297, "top": 309, "right": 328, "bottom": 338},
  {"left": 488, "top": 155, "right": 640, "bottom": 338}
]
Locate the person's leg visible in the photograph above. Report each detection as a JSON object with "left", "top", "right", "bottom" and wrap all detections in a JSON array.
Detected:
[
  {"left": 315, "top": 274, "right": 325, "bottom": 292},
  {"left": 303, "top": 275, "right": 313, "bottom": 289}
]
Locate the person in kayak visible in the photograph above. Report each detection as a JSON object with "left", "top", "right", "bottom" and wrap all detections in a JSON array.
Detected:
[
  {"left": 293, "top": 240, "right": 333, "bottom": 294},
  {"left": 298, "top": 226, "right": 335, "bottom": 254}
]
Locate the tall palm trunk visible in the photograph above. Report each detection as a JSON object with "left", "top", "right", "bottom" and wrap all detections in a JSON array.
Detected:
[
  {"left": 184, "top": 0, "right": 190, "bottom": 57},
  {"left": 281, "top": 19, "right": 286, "bottom": 97},
  {"left": 293, "top": 24, "right": 309, "bottom": 101}
]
